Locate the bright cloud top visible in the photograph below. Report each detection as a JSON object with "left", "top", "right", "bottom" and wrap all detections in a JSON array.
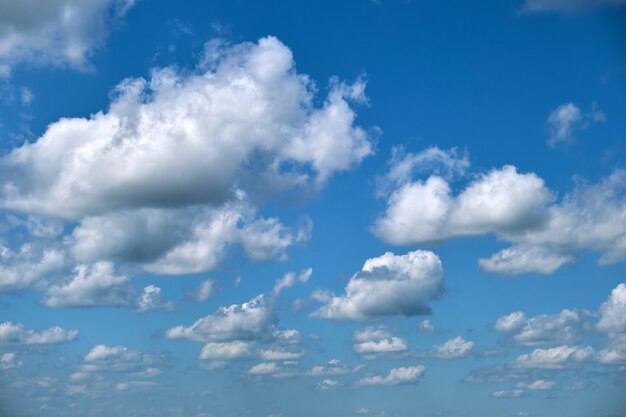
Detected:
[{"left": 311, "top": 250, "right": 444, "bottom": 320}]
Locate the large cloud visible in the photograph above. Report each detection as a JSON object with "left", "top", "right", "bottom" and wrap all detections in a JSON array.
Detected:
[
  {"left": 311, "top": 250, "right": 444, "bottom": 320},
  {"left": 2, "top": 36, "right": 371, "bottom": 219},
  {"left": 373, "top": 147, "right": 626, "bottom": 275},
  {"left": 0, "top": 0, "right": 134, "bottom": 75}
]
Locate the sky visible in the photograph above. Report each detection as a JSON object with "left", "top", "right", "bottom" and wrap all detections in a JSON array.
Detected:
[{"left": 0, "top": 1, "right": 625, "bottom": 417}]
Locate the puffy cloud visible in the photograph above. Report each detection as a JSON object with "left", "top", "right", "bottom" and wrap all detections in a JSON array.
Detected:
[
  {"left": 522, "top": 0, "right": 626, "bottom": 13},
  {"left": 316, "top": 379, "right": 340, "bottom": 390},
  {"left": 597, "top": 334, "right": 626, "bottom": 364},
  {"left": 0, "top": 321, "right": 77, "bottom": 344},
  {"left": 0, "top": 244, "right": 64, "bottom": 292},
  {"left": 78, "top": 344, "right": 162, "bottom": 377},
  {"left": 43, "top": 262, "right": 133, "bottom": 308},
  {"left": 0, "top": 0, "right": 134, "bottom": 74},
  {"left": 2, "top": 36, "right": 371, "bottom": 219},
  {"left": 41, "top": 261, "right": 172, "bottom": 311},
  {"left": 272, "top": 268, "right": 312, "bottom": 296},
  {"left": 432, "top": 336, "right": 475, "bottom": 359},
  {"left": 165, "top": 295, "right": 277, "bottom": 343},
  {"left": 248, "top": 362, "right": 280, "bottom": 376},
  {"left": 373, "top": 165, "right": 552, "bottom": 245},
  {"left": 494, "top": 309, "right": 583, "bottom": 347},
  {"left": 0, "top": 352, "right": 22, "bottom": 369},
  {"left": 597, "top": 283, "right": 626, "bottom": 333},
  {"left": 357, "top": 365, "right": 425, "bottom": 386},
  {"left": 352, "top": 327, "right": 408, "bottom": 357},
  {"left": 258, "top": 348, "right": 304, "bottom": 361},
  {"left": 516, "top": 379, "right": 556, "bottom": 390},
  {"left": 311, "top": 250, "right": 444, "bottom": 320},
  {"left": 513, "top": 345, "right": 594, "bottom": 369},
  {"left": 375, "top": 149, "right": 626, "bottom": 275}
]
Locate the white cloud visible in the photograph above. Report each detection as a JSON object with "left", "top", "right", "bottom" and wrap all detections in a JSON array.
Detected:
[
  {"left": 0, "top": 244, "right": 64, "bottom": 292},
  {"left": 516, "top": 379, "right": 556, "bottom": 390},
  {"left": 357, "top": 365, "right": 425, "bottom": 386},
  {"left": 81, "top": 344, "right": 161, "bottom": 375},
  {"left": 135, "top": 285, "right": 173, "bottom": 313},
  {"left": 546, "top": 102, "right": 605, "bottom": 147},
  {"left": 432, "top": 336, "right": 475, "bottom": 359},
  {"left": 248, "top": 362, "right": 280, "bottom": 376},
  {"left": 199, "top": 341, "right": 253, "bottom": 361},
  {"left": 311, "top": 250, "right": 444, "bottom": 320},
  {"left": 43, "top": 262, "right": 133, "bottom": 308},
  {"left": 375, "top": 151, "right": 626, "bottom": 275},
  {"left": 373, "top": 165, "right": 552, "bottom": 245},
  {"left": 306, "top": 359, "right": 353, "bottom": 376},
  {"left": 522, "top": 0, "right": 626, "bottom": 13},
  {"left": 165, "top": 295, "right": 278, "bottom": 343},
  {"left": 478, "top": 245, "right": 575, "bottom": 275},
  {"left": 494, "top": 309, "right": 583, "bottom": 346},
  {"left": 597, "top": 283, "right": 626, "bottom": 333},
  {"left": 492, "top": 389, "right": 524, "bottom": 398},
  {"left": 272, "top": 268, "right": 312, "bottom": 296},
  {"left": 0, "top": 321, "right": 78, "bottom": 344},
  {"left": 258, "top": 348, "right": 304, "bottom": 361},
  {"left": 316, "top": 378, "right": 340, "bottom": 390},
  {"left": 513, "top": 345, "right": 594, "bottom": 369},
  {"left": 597, "top": 333, "right": 626, "bottom": 365},
  {"left": 417, "top": 320, "right": 435, "bottom": 334},
  {"left": 0, "top": 0, "right": 135, "bottom": 73},
  {"left": 2, "top": 36, "right": 371, "bottom": 220},
  {"left": 0, "top": 353, "right": 22, "bottom": 369},
  {"left": 352, "top": 327, "right": 408, "bottom": 357},
  {"left": 192, "top": 279, "right": 217, "bottom": 303}
]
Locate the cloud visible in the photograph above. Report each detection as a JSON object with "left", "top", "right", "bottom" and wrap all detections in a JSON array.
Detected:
[
  {"left": 373, "top": 165, "right": 552, "bottom": 245},
  {"left": 417, "top": 320, "right": 435, "bottom": 334},
  {"left": 491, "top": 389, "right": 524, "bottom": 398},
  {"left": 494, "top": 309, "right": 583, "bottom": 346},
  {"left": 272, "top": 268, "right": 312, "bottom": 296},
  {"left": 42, "top": 261, "right": 173, "bottom": 311},
  {"left": 75, "top": 344, "right": 162, "bottom": 379},
  {"left": 0, "top": 243, "right": 64, "bottom": 292},
  {"left": 374, "top": 149, "right": 626, "bottom": 275},
  {"left": 352, "top": 327, "right": 408, "bottom": 357},
  {"left": 305, "top": 359, "right": 354, "bottom": 376},
  {"left": 192, "top": 279, "right": 217, "bottom": 303},
  {"left": 165, "top": 295, "right": 278, "bottom": 343},
  {"left": 596, "top": 283, "right": 626, "bottom": 333},
  {"left": 513, "top": 345, "right": 594, "bottom": 369},
  {"left": 199, "top": 342, "right": 253, "bottom": 361},
  {"left": 432, "top": 336, "right": 475, "bottom": 359},
  {"left": 0, "top": 352, "right": 22, "bottom": 369},
  {"left": 0, "top": 321, "right": 78, "bottom": 344},
  {"left": 248, "top": 362, "right": 280, "bottom": 376},
  {"left": 258, "top": 348, "right": 304, "bottom": 361},
  {"left": 316, "top": 378, "right": 341, "bottom": 390},
  {"left": 0, "top": 0, "right": 135, "bottom": 74},
  {"left": 546, "top": 102, "right": 605, "bottom": 147},
  {"left": 311, "top": 250, "right": 444, "bottom": 320},
  {"left": 357, "top": 365, "right": 425, "bottom": 386},
  {"left": 521, "top": 0, "right": 626, "bottom": 13},
  {"left": 516, "top": 379, "right": 556, "bottom": 390},
  {"left": 597, "top": 333, "right": 626, "bottom": 364},
  {"left": 2, "top": 36, "right": 371, "bottom": 219}
]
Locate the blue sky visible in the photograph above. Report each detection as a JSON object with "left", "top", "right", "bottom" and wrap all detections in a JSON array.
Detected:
[{"left": 0, "top": 1, "right": 625, "bottom": 416}]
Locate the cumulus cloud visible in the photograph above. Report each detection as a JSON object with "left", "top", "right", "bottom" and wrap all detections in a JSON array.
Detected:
[
  {"left": 597, "top": 333, "right": 626, "bottom": 364},
  {"left": 311, "top": 250, "right": 444, "bottom": 320},
  {"left": 494, "top": 309, "right": 583, "bottom": 346},
  {"left": 513, "top": 345, "right": 594, "bottom": 369},
  {"left": 546, "top": 102, "right": 605, "bottom": 147},
  {"left": 0, "top": 0, "right": 135, "bottom": 74},
  {"left": 0, "top": 321, "right": 78, "bottom": 344},
  {"left": 357, "top": 365, "right": 425, "bottom": 386},
  {"left": 597, "top": 283, "right": 626, "bottom": 333},
  {"left": 42, "top": 261, "right": 173, "bottom": 311},
  {"left": 432, "top": 336, "right": 475, "bottom": 359},
  {"left": 199, "top": 341, "right": 253, "bottom": 361},
  {"left": 352, "top": 327, "right": 408, "bottom": 357},
  {"left": 374, "top": 148, "right": 626, "bottom": 275},
  {"left": 0, "top": 243, "right": 64, "bottom": 292},
  {"left": 2, "top": 36, "right": 371, "bottom": 219},
  {"left": 74, "top": 344, "right": 162, "bottom": 379},
  {"left": 272, "top": 268, "right": 312, "bottom": 296},
  {"left": 248, "top": 362, "right": 280, "bottom": 376}
]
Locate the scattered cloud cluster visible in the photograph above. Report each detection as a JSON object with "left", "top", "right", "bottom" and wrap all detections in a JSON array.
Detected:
[
  {"left": 0, "top": 321, "right": 78, "bottom": 345},
  {"left": 311, "top": 250, "right": 444, "bottom": 320},
  {"left": 374, "top": 147, "right": 626, "bottom": 275}
]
